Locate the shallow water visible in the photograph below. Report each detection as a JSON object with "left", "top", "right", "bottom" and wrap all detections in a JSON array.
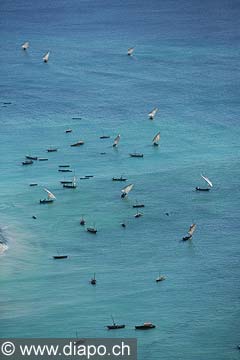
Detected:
[{"left": 0, "top": 0, "right": 240, "bottom": 359}]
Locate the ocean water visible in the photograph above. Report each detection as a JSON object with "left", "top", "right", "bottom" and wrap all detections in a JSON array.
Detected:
[{"left": 0, "top": 0, "right": 240, "bottom": 359}]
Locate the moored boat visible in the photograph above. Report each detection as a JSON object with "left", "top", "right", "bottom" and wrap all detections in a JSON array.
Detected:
[
  {"left": 22, "top": 160, "right": 33, "bottom": 165},
  {"left": 47, "top": 147, "right": 58, "bottom": 152},
  {"left": 129, "top": 153, "right": 144, "bottom": 158},
  {"left": 112, "top": 176, "right": 127, "bottom": 181},
  {"left": 107, "top": 316, "right": 125, "bottom": 330},
  {"left": 90, "top": 273, "right": 96, "bottom": 285},
  {"left": 87, "top": 226, "right": 97, "bottom": 234},
  {"left": 71, "top": 140, "right": 84, "bottom": 147},
  {"left": 26, "top": 155, "right": 38, "bottom": 160},
  {"left": 53, "top": 255, "right": 68, "bottom": 259},
  {"left": 63, "top": 176, "right": 77, "bottom": 189},
  {"left": 65, "top": 129, "right": 72, "bottom": 133}
]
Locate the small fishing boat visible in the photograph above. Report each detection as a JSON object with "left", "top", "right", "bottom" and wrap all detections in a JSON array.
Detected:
[
  {"left": 43, "top": 51, "right": 50, "bottom": 63},
  {"left": 133, "top": 201, "right": 145, "bottom": 208},
  {"left": 112, "top": 176, "right": 127, "bottom": 181},
  {"left": 29, "top": 183, "right": 38, "bottom": 187},
  {"left": 148, "top": 107, "right": 158, "bottom": 120},
  {"left": 156, "top": 273, "right": 166, "bottom": 282},
  {"left": 26, "top": 155, "right": 38, "bottom": 160},
  {"left": 196, "top": 174, "right": 213, "bottom": 191},
  {"left": 152, "top": 132, "right": 160, "bottom": 146},
  {"left": 40, "top": 188, "right": 56, "bottom": 204},
  {"left": 134, "top": 211, "right": 143, "bottom": 218},
  {"left": 71, "top": 140, "right": 84, "bottom": 147},
  {"left": 53, "top": 255, "right": 68, "bottom": 259},
  {"left": 112, "top": 134, "right": 120, "bottom": 147},
  {"left": 58, "top": 169, "right": 72, "bottom": 173},
  {"left": 60, "top": 180, "right": 73, "bottom": 184},
  {"left": 63, "top": 176, "right": 77, "bottom": 188},
  {"left": 22, "top": 160, "right": 33, "bottom": 165},
  {"left": 72, "top": 117, "right": 82, "bottom": 120},
  {"left": 47, "top": 147, "right": 58, "bottom": 152},
  {"left": 182, "top": 223, "right": 196, "bottom": 241},
  {"left": 32, "top": 215, "right": 37, "bottom": 219},
  {"left": 59, "top": 165, "right": 70, "bottom": 168},
  {"left": 100, "top": 135, "right": 110, "bottom": 139},
  {"left": 129, "top": 153, "right": 144, "bottom": 158},
  {"left": 80, "top": 216, "right": 85, "bottom": 226},
  {"left": 21, "top": 41, "right": 29, "bottom": 50},
  {"left": 65, "top": 129, "right": 72, "bottom": 133},
  {"left": 121, "top": 184, "right": 134, "bottom": 198},
  {"left": 90, "top": 273, "right": 96, "bottom": 285},
  {"left": 38, "top": 158, "right": 48, "bottom": 161},
  {"left": 121, "top": 222, "right": 126, "bottom": 228},
  {"left": 135, "top": 323, "right": 156, "bottom": 330},
  {"left": 87, "top": 226, "right": 97, "bottom": 234},
  {"left": 107, "top": 316, "right": 125, "bottom": 330},
  {"left": 127, "top": 47, "right": 135, "bottom": 56}
]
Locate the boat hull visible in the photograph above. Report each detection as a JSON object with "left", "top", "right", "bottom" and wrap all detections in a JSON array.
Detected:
[
  {"left": 196, "top": 187, "right": 210, "bottom": 191},
  {"left": 182, "top": 235, "right": 192, "bottom": 241},
  {"left": 135, "top": 325, "right": 156, "bottom": 330},
  {"left": 53, "top": 256, "right": 68, "bottom": 259},
  {"left": 40, "top": 199, "right": 54, "bottom": 204},
  {"left": 107, "top": 325, "right": 125, "bottom": 330}
]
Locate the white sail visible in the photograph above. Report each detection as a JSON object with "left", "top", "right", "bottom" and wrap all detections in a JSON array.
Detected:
[
  {"left": 113, "top": 134, "right": 120, "bottom": 147},
  {"left": 201, "top": 174, "right": 213, "bottom": 188},
  {"left": 43, "top": 51, "right": 50, "bottom": 62},
  {"left": 152, "top": 132, "right": 160, "bottom": 144},
  {"left": 121, "top": 183, "right": 134, "bottom": 195},
  {"left": 72, "top": 176, "right": 77, "bottom": 186},
  {"left": 188, "top": 223, "right": 196, "bottom": 236},
  {"left": 44, "top": 188, "right": 56, "bottom": 200},
  {"left": 22, "top": 41, "right": 29, "bottom": 50},
  {"left": 127, "top": 47, "right": 135, "bottom": 56},
  {"left": 149, "top": 107, "right": 158, "bottom": 119}
]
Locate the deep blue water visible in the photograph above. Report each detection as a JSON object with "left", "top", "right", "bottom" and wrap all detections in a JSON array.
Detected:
[{"left": 0, "top": 0, "right": 240, "bottom": 359}]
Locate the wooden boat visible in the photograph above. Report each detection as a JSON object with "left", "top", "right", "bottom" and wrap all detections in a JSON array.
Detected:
[
  {"left": 47, "top": 147, "right": 57, "bottom": 152},
  {"left": 135, "top": 322, "right": 156, "bottom": 330},
  {"left": 121, "top": 222, "right": 126, "bottom": 228},
  {"left": 182, "top": 223, "right": 196, "bottom": 241},
  {"left": 40, "top": 188, "right": 56, "bottom": 204},
  {"left": 58, "top": 169, "right": 72, "bottom": 173},
  {"left": 26, "top": 155, "right": 38, "bottom": 160},
  {"left": 133, "top": 202, "right": 145, "bottom": 208},
  {"left": 29, "top": 183, "right": 38, "bottom": 187},
  {"left": 87, "top": 227, "right": 97, "bottom": 234},
  {"left": 53, "top": 255, "right": 68, "bottom": 259},
  {"left": 100, "top": 135, "right": 110, "bottom": 139},
  {"left": 129, "top": 153, "right": 144, "bottom": 158},
  {"left": 148, "top": 107, "right": 158, "bottom": 120},
  {"left": 21, "top": 41, "right": 29, "bottom": 50},
  {"left": 43, "top": 51, "right": 50, "bottom": 63},
  {"left": 60, "top": 180, "right": 73, "bottom": 184},
  {"left": 71, "top": 140, "right": 84, "bottom": 147},
  {"left": 32, "top": 215, "right": 37, "bottom": 219},
  {"left": 22, "top": 160, "right": 33, "bottom": 165},
  {"left": 63, "top": 176, "right": 77, "bottom": 189},
  {"left": 90, "top": 273, "right": 96, "bottom": 285},
  {"left": 65, "top": 129, "right": 72, "bottom": 133},
  {"left": 107, "top": 316, "right": 125, "bottom": 330},
  {"left": 38, "top": 158, "right": 48, "bottom": 161},
  {"left": 59, "top": 165, "right": 70, "bottom": 168},
  {"left": 196, "top": 174, "right": 213, "bottom": 191},
  {"left": 112, "top": 176, "right": 127, "bottom": 181},
  {"left": 127, "top": 47, "right": 135, "bottom": 56},
  {"left": 112, "top": 134, "right": 120, "bottom": 147},
  {"left": 152, "top": 132, "right": 160, "bottom": 146},
  {"left": 121, "top": 184, "right": 134, "bottom": 198}
]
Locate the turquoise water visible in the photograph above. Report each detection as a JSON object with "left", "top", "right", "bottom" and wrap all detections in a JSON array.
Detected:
[{"left": 0, "top": 0, "right": 240, "bottom": 359}]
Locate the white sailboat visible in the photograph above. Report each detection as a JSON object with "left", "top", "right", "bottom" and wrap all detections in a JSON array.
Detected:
[
  {"left": 149, "top": 107, "right": 158, "bottom": 120},
  {"left": 112, "top": 134, "right": 120, "bottom": 147},
  {"left": 121, "top": 183, "right": 134, "bottom": 198},
  {"left": 21, "top": 41, "right": 29, "bottom": 50},
  {"left": 43, "top": 51, "right": 50, "bottom": 63},
  {"left": 152, "top": 132, "right": 160, "bottom": 146},
  {"left": 196, "top": 174, "right": 213, "bottom": 191},
  {"left": 40, "top": 188, "right": 56, "bottom": 204},
  {"left": 127, "top": 47, "right": 135, "bottom": 56},
  {"left": 182, "top": 223, "right": 196, "bottom": 241}
]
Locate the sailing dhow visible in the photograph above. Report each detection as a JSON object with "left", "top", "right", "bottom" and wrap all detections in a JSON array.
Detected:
[
  {"left": 152, "top": 132, "right": 160, "bottom": 146},
  {"left": 121, "top": 184, "right": 134, "bottom": 198},
  {"left": 63, "top": 176, "right": 77, "bottom": 189},
  {"left": 196, "top": 174, "right": 213, "bottom": 191},
  {"left": 182, "top": 223, "right": 196, "bottom": 241},
  {"left": 21, "top": 41, "right": 29, "bottom": 50},
  {"left": 127, "top": 47, "right": 135, "bottom": 56},
  {"left": 43, "top": 51, "right": 50, "bottom": 63},
  {"left": 40, "top": 188, "right": 56, "bottom": 204},
  {"left": 149, "top": 107, "right": 158, "bottom": 120},
  {"left": 112, "top": 134, "right": 120, "bottom": 147}
]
